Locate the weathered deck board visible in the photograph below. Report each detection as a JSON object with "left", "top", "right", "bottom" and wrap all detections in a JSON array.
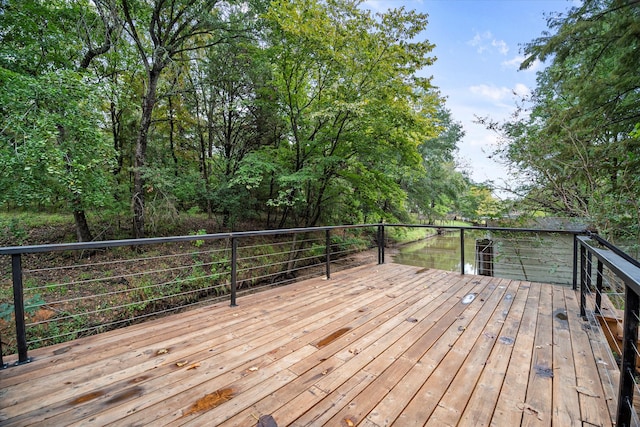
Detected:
[{"left": 0, "top": 263, "right": 617, "bottom": 426}]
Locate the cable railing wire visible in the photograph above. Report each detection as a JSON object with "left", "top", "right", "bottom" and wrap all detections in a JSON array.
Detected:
[
  {"left": 9, "top": 231, "right": 368, "bottom": 354},
  {"left": 21, "top": 246, "right": 231, "bottom": 274},
  {"left": 26, "top": 285, "right": 231, "bottom": 347},
  {"left": 7, "top": 223, "right": 640, "bottom": 425}
]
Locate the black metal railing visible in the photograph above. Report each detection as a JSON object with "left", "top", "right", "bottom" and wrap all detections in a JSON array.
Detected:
[
  {"left": 577, "top": 234, "right": 640, "bottom": 427},
  {"left": 387, "top": 224, "right": 581, "bottom": 286},
  {"left": 0, "top": 224, "right": 383, "bottom": 366},
  {"left": 3, "top": 222, "right": 640, "bottom": 424}
]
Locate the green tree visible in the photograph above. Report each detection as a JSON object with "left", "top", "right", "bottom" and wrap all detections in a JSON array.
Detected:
[
  {"left": 458, "top": 184, "right": 503, "bottom": 223},
  {"left": 405, "top": 105, "right": 466, "bottom": 223},
  {"left": 184, "top": 34, "right": 277, "bottom": 227},
  {"left": 0, "top": 0, "right": 118, "bottom": 241},
  {"left": 487, "top": 0, "right": 640, "bottom": 239},
  {"left": 0, "top": 70, "right": 116, "bottom": 239},
  {"left": 247, "top": 0, "right": 439, "bottom": 227},
  {"left": 119, "top": 0, "right": 249, "bottom": 238}
]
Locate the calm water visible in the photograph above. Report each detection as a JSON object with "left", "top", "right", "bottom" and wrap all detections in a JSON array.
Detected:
[{"left": 393, "top": 231, "right": 575, "bottom": 285}]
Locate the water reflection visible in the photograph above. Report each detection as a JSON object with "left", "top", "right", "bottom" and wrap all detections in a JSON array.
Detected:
[
  {"left": 393, "top": 231, "right": 574, "bottom": 285},
  {"left": 392, "top": 231, "right": 484, "bottom": 275}
]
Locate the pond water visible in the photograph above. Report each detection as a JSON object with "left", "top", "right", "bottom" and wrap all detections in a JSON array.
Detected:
[
  {"left": 392, "top": 232, "right": 480, "bottom": 275},
  {"left": 393, "top": 230, "right": 575, "bottom": 286}
]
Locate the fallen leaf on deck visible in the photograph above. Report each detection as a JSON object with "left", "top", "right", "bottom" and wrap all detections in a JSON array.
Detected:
[
  {"left": 344, "top": 418, "right": 355, "bottom": 427},
  {"left": 249, "top": 366, "right": 259, "bottom": 372},
  {"left": 183, "top": 388, "right": 233, "bottom": 417},
  {"left": 156, "top": 348, "right": 169, "bottom": 355},
  {"left": 187, "top": 363, "right": 200, "bottom": 370},
  {"left": 176, "top": 360, "right": 188, "bottom": 367},
  {"left": 321, "top": 369, "right": 329, "bottom": 375}
]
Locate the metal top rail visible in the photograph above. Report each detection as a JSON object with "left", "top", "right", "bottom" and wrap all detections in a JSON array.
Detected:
[
  {"left": 386, "top": 223, "right": 585, "bottom": 235},
  {"left": 0, "top": 223, "right": 586, "bottom": 256},
  {"left": 578, "top": 236, "right": 640, "bottom": 295},
  {"left": 0, "top": 224, "right": 380, "bottom": 255},
  {"left": 577, "top": 235, "right": 640, "bottom": 427}
]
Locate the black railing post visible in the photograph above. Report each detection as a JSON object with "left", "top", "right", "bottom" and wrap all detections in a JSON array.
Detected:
[
  {"left": 0, "top": 332, "right": 4, "bottom": 368},
  {"left": 587, "top": 251, "right": 593, "bottom": 289},
  {"left": 377, "top": 224, "right": 385, "bottom": 265},
  {"left": 460, "top": 229, "right": 465, "bottom": 275},
  {"left": 12, "top": 254, "right": 29, "bottom": 364},
  {"left": 230, "top": 237, "right": 238, "bottom": 307},
  {"left": 572, "top": 234, "right": 578, "bottom": 290},
  {"left": 616, "top": 284, "right": 639, "bottom": 427},
  {"left": 325, "top": 229, "right": 331, "bottom": 279},
  {"left": 377, "top": 225, "right": 381, "bottom": 264},
  {"left": 595, "top": 260, "right": 603, "bottom": 314},
  {"left": 580, "top": 244, "right": 586, "bottom": 318}
]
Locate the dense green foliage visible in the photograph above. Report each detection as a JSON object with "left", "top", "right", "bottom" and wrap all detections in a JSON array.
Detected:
[
  {"left": 0, "top": 0, "right": 483, "bottom": 240},
  {"left": 486, "top": 0, "right": 640, "bottom": 240}
]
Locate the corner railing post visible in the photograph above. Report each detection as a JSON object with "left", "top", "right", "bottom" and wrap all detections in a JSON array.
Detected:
[
  {"left": 12, "top": 254, "right": 29, "bottom": 364},
  {"left": 587, "top": 250, "right": 593, "bottom": 288},
  {"left": 580, "top": 244, "right": 586, "bottom": 318},
  {"left": 616, "top": 284, "right": 639, "bottom": 427},
  {"left": 460, "top": 228, "right": 465, "bottom": 275},
  {"left": 230, "top": 237, "right": 238, "bottom": 307},
  {"left": 325, "top": 229, "right": 331, "bottom": 279},
  {"left": 595, "top": 259, "right": 603, "bottom": 314},
  {"left": 572, "top": 234, "right": 578, "bottom": 290}
]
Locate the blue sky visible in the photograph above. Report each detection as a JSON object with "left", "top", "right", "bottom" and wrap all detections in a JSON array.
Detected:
[{"left": 363, "top": 0, "right": 577, "bottom": 196}]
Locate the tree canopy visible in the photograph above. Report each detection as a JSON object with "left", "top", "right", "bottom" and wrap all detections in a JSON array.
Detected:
[
  {"left": 487, "top": 0, "right": 640, "bottom": 240},
  {"left": 0, "top": 0, "right": 473, "bottom": 239}
]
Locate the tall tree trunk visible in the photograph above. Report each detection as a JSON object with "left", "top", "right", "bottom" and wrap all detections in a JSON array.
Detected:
[
  {"left": 73, "top": 208, "right": 93, "bottom": 242},
  {"left": 168, "top": 95, "right": 179, "bottom": 177},
  {"left": 132, "top": 67, "right": 161, "bottom": 239},
  {"left": 57, "top": 122, "right": 95, "bottom": 242}
]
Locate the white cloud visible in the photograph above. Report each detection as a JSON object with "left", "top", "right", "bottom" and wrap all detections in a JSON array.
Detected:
[
  {"left": 468, "top": 31, "right": 509, "bottom": 55},
  {"left": 492, "top": 39, "right": 509, "bottom": 55},
  {"left": 469, "top": 133, "right": 500, "bottom": 148},
  {"left": 513, "top": 83, "right": 530, "bottom": 97},
  {"left": 469, "top": 84, "right": 511, "bottom": 101},
  {"left": 361, "top": 0, "right": 422, "bottom": 12},
  {"left": 502, "top": 55, "right": 542, "bottom": 72},
  {"left": 469, "top": 31, "right": 492, "bottom": 53},
  {"left": 361, "top": 0, "right": 386, "bottom": 11},
  {"left": 469, "top": 83, "right": 530, "bottom": 102}
]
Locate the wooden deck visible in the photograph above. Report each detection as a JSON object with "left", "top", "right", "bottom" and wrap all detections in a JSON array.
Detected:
[{"left": 0, "top": 263, "right": 619, "bottom": 426}]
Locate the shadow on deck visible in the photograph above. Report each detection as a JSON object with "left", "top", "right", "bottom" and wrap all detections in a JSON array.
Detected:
[{"left": 0, "top": 263, "right": 618, "bottom": 426}]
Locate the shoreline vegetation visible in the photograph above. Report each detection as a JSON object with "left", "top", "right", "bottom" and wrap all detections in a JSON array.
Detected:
[{"left": 0, "top": 213, "right": 464, "bottom": 357}]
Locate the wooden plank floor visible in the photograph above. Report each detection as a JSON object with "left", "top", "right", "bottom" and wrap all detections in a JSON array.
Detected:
[{"left": 0, "top": 263, "right": 617, "bottom": 426}]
